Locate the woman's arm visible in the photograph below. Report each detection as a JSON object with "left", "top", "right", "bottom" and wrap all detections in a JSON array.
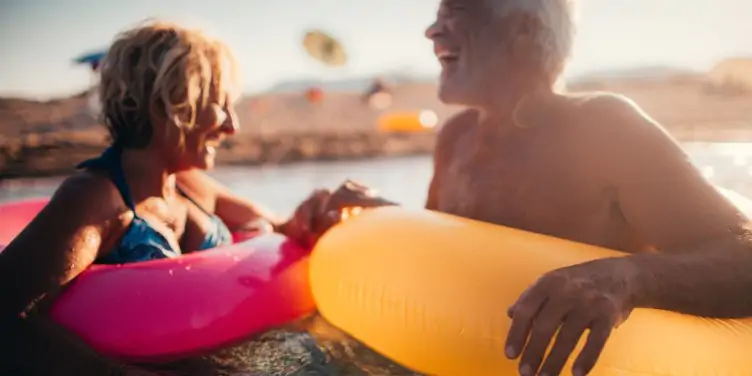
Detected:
[
  {"left": 175, "top": 171, "right": 396, "bottom": 246},
  {"left": 0, "top": 174, "right": 133, "bottom": 374},
  {"left": 175, "top": 169, "right": 286, "bottom": 232}
]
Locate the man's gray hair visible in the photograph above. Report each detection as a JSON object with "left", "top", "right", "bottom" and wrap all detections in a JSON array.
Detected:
[{"left": 493, "top": 0, "right": 577, "bottom": 85}]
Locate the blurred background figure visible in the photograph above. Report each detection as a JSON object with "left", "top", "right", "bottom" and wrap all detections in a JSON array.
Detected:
[{"left": 362, "top": 77, "right": 393, "bottom": 110}]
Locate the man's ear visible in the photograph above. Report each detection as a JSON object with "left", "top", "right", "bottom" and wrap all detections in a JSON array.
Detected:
[{"left": 508, "top": 13, "right": 543, "bottom": 63}]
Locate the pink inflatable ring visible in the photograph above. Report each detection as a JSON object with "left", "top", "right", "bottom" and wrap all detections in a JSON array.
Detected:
[{"left": 0, "top": 198, "right": 316, "bottom": 363}]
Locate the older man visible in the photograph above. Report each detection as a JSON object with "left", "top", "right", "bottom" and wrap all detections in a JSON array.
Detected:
[{"left": 420, "top": 0, "right": 752, "bottom": 375}]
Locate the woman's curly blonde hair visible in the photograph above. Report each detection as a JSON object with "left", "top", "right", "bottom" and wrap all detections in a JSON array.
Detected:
[{"left": 98, "top": 19, "right": 240, "bottom": 148}]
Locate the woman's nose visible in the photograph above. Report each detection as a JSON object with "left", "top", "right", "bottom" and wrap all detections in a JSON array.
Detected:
[{"left": 221, "top": 111, "right": 240, "bottom": 135}]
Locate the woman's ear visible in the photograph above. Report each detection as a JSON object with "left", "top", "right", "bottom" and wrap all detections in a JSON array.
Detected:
[
  {"left": 147, "top": 97, "right": 167, "bottom": 129},
  {"left": 146, "top": 98, "right": 182, "bottom": 149}
]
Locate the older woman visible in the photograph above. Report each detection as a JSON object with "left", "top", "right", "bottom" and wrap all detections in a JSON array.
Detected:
[{"left": 0, "top": 20, "right": 371, "bottom": 375}]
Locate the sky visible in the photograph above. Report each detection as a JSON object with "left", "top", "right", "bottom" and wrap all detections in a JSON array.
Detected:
[{"left": 0, "top": 0, "right": 750, "bottom": 99}]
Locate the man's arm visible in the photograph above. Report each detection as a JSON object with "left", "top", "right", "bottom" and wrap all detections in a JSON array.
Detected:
[
  {"left": 591, "top": 93, "right": 748, "bottom": 249},
  {"left": 628, "top": 231, "right": 752, "bottom": 318},
  {"left": 425, "top": 109, "right": 476, "bottom": 210},
  {"left": 589, "top": 93, "right": 752, "bottom": 316},
  {"left": 504, "top": 95, "right": 752, "bottom": 375}
]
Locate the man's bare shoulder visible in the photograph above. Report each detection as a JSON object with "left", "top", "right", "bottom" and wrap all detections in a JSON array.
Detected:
[
  {"left": 557, "top": 91, "right": 693, "bottom": 181},
  {"left": 559, "top": 91, "right": 674, "bottom": 142}
]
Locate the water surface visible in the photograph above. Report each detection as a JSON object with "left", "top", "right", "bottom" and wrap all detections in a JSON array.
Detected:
[{"left": 2, "top": 143, "right": 751, "bottom": 212}]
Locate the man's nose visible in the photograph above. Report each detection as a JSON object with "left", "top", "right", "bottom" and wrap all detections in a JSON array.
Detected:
[{"left": 424, "top": 20, "right": 442, "bottom": 40}]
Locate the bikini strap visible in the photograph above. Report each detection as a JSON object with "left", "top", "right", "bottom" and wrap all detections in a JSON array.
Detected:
[
  {"left": 77, "top": 143, "right": 139, "bottom": 217},
  {"left": 176, "top": 185, "right": 212, "bottom": 215}
]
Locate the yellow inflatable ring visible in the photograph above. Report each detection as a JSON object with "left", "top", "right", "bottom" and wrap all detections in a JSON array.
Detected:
[{"left": 310, "top": 199, "right": 752, "bottom": 375}]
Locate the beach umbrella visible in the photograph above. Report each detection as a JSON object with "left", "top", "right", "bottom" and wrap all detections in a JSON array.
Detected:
[
  {"left": 302, "top": 30, "right": 347, "bottom": 67},
  {"left": 73, "top": 50, "right": 108, "bottom": 71},
  {"left": 73, "top": 49, "right": 108, "bottom": 115}
]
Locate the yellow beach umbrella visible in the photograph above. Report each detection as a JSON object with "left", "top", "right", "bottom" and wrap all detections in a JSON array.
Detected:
[{"left": 302, "top": 29, "right": 347, "bottom": 67}]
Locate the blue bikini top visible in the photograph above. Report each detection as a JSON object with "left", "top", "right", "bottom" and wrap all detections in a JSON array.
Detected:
[{"left": 76, "top": 145, "right": 233, "bottom": 264}]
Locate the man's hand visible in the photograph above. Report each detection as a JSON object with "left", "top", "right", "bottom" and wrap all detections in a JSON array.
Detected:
[
  {"left": 505, "top": 258, "right": 638, "bottom": 376},
  {"left": 279, "top": 188, "right": 335, "bottom": 248},
  {"left": 281, "top": 180, "right": 397, "bottom": 248}
]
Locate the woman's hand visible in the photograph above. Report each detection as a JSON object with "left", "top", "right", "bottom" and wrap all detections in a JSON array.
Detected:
[
  {"left": 280, "top": 180, "right": 396, "bottom": 248},
  {"left": 504, "top": 257, "right": 639, "bottom": 376}
]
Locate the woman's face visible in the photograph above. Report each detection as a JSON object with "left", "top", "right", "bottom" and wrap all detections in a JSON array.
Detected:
[
  {"left": 186, "top": 88, "right": 239, "bottom": 171},
  {"left": 154, "top": 86, "right": 239, "bottom": 172}
]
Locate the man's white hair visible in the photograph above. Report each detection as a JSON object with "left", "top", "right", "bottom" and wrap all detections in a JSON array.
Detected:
[{"left": 493, "top": 0, "right": 577, "bottom": 86}]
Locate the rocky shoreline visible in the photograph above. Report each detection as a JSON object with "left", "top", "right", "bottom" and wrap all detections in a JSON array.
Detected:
[
  {"left": 0, "top": 130, "right": 438, "bottom": 179},
  {"left": 0, "top": 81, "right": 462, "bottom": 179},
  {"left": 4, "top": 121, "right": 752, "bottom": 180}
]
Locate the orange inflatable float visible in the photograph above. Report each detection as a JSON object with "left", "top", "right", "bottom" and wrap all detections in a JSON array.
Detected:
[{"left": 309, "top": 188, "right": 752, "bottom": 376}]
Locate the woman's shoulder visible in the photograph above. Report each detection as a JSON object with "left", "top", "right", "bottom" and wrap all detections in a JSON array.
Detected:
[
  {"left": 55, "top": 170, "right": 116, "bottom": 199},
  {"left": 0, "top": 173, "right": 128, "bottom": 319},
  {"left": 48, "top": 171, "right": 126, "bottom": 221}
]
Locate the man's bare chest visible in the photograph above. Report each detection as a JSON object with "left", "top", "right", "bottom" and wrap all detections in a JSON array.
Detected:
[{"left": 435, "top": 135, "right": 610, "bottom": 238}]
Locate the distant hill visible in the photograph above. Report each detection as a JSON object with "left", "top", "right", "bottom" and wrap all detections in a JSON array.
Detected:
[
  {"left": 266, "top": 72, "right": 436, "bottom": 93},
  {"left": 267, "top": 77, "right": 377, "bottom": 93},
  {"left": 570, "top": 65, "right": 698, "bottom": 83},
  {"left": 264, "top": 66, "right": 698, "bottom": 94},
  {"left": 707, "top": 56, "right": 752, "bottom": 93}
]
